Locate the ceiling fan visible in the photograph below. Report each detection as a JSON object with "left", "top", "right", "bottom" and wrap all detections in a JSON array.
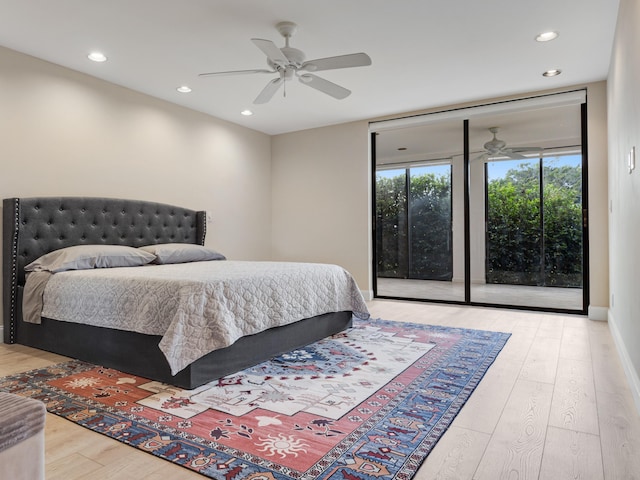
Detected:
[
  {"left": 473, "top": 127, "right": 543, "bottom": 161},
  {"left": 199, "top": 21, "right": 372, "bottom": 104}
]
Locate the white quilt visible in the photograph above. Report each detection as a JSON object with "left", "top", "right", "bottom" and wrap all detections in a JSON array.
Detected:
[{"left": 35, "top": 261, "right": 369, "bottom": 374}]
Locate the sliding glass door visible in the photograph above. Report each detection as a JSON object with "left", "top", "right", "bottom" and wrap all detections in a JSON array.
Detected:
[
  {"left": 468, "top": 105, "right": 585, "bottom": 310},
  {"left": 473, "top": 153, "right": 583, "bottom": 309},
  {"left": 374, "top": 120, "right": 464, "bottom": 302},
  {"left": 372, "top": 93, "right": 587, "bottom": 313}
]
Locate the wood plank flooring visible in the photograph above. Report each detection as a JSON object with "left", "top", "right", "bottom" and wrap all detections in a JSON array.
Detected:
[{"left": 1, "top": 299, "right": 639, "bottom": 479}]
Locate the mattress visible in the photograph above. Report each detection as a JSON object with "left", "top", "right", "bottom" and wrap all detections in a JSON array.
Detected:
[{"left": 25, "top": 261, "right": 370, "bottom": 374}]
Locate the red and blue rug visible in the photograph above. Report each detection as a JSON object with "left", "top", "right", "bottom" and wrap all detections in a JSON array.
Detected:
[{"left": 0, "top": 318, "right": 509, "bottom": 479}]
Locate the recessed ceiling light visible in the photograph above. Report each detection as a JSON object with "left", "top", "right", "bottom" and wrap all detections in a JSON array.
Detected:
[
  {"left": 241, "top": 110, "right": 253, "bottom": 116},
  {"left": 176, "top": 86, "right": 192, "bottom": 93},
  {"left": 87, "top": 52, "right": 107, "bottom": 62},
  {"left": 535, "top": 31, "right": 559, "bottom": 42},
  {"left": 542, "top": 69, "right": 562, "bottom": 77}
]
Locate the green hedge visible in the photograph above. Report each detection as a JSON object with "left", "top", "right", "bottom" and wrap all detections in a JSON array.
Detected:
[
  {"left": 486, "top": 162, "right": 582, "bottom": 287},
  {"left": 376, "top": 160, "right": 582, "bottom": 287},
  {"left": 376, "top": 171, "right": 452, "bottom": 280}
]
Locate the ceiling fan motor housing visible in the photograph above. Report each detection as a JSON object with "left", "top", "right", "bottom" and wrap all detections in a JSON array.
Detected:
[
  {"left": 484, "top": 138, "right": 507, "bottom": 154},
  {"left": 484, "top": 127, "right": 506, "bottom": 154},
  {"left": 268, "top": 47, "right": 305, "bottom": 69},
  {"left": 266, "top": 47, "right": 305, "bottom": 80}
]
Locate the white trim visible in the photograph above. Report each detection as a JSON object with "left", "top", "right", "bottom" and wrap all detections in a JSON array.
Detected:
[
  {"left": 369, "top": 90, "right": 587, "bottom": 133},
  {"left": 588, "top": 305, "right": 608, "bottom": 321},
  {"left": 376, "top": 157, "right": 453, "bottom": 171},
  {"left": 608, "top": 310, "right": 640, "bottom": 415},
  {"left": 361, "top": 290, "right": 374, "bottom": 302}
]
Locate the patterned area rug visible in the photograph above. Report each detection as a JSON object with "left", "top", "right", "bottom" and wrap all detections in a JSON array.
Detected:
[{"left": 0, "top": 318, "right": 509, "bottom": 479}]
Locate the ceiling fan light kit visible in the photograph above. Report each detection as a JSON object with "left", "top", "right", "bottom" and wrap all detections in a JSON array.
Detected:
[{"left": 199, "top": 21, "right": 372, "bottom": 104}]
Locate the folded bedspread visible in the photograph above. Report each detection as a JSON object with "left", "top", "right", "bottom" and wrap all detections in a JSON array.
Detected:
[{"left": 26, "top": 261, "right": 370, "bottom": 374}]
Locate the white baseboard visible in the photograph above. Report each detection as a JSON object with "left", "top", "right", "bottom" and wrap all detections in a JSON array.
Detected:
[
  {"left": 608, "top": 310, "right": 640, "bottom": 415},
  {"left": 588, "top": 305, "right": 608, "bottom": 321}
]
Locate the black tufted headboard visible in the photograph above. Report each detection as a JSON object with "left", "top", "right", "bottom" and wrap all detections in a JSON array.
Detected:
[{"left": 2, "top": 197, "right": 206, "bottom": 343}]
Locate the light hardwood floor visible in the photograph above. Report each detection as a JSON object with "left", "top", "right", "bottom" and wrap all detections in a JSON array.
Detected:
[{"left": 1, "top": 300, "right": 639, "bottom": 479}]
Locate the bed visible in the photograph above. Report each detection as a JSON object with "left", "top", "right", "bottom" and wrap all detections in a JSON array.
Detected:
[{"left": 3, "top": 197, "right": 368, "bottom": 389}]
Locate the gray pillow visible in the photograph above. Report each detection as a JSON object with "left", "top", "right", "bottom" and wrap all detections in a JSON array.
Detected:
[
  {"left": 25, "top": 245, "right": 157, "bottom": 273},
  {"left": 139, "top": 243, "right": 226, "bottom": 264}
]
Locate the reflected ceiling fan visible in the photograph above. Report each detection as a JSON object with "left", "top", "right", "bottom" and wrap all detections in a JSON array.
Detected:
[
  {"left": 199, "top": 21, "right": 372, "bottom": 104},
  {"left": 474, "top": 127, "right": 543, "bottom": 161}
]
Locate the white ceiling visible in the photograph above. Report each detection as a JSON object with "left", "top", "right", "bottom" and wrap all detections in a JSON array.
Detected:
[{"left": 0, "top": 0, "right": 619, "bottom": 136}]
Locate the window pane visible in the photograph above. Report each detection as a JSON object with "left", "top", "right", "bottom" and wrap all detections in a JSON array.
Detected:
[
  {"left": 408, "top": 165, "right": 452, "bottom": 280},
  {"left": 486, "top": 159, "right": 542, "bottom": 286},
  {"left": 376, "top": 169, "right": 407, "bottom": 278},
  {"left": 543, "top": 155, "right": 583, "bottom": 287}
]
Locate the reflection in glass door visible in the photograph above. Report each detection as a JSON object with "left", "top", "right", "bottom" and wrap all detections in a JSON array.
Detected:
[
  {"left": 409, "top": 165, "right": 453, "bottom": 281},
  {"left": 471, "top": 153, "right": 584, "bottom": 309},
  {"left": 485, "top": 157, "right": 543, "bottom": 287},
  {"left": 376, "top": 162, "right": 462, "bottom": 301}
]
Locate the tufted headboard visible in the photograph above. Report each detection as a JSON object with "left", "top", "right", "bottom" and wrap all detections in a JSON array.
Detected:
[{"left": 2, "top": 197, "right": 206, "bottom": 343}]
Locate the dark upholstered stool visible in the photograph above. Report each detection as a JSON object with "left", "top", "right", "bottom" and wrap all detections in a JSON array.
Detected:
[{"left": 0, "top": 392, "right": 46, "bottom": 479}]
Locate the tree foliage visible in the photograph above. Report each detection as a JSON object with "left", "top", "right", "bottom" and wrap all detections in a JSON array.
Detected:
[
  {"left": 376, "top": 158, "right": 583, "bottom": 288},
  {"left": 486, "top": 160, "right": 583, "bottom": 287},
  {"left": 376, "top": 173, "right": 407, "bottom": 278},
  {"left": 409, "top": 173, "right": 452, "bottom": 279},
  {"left": 376, "top": 170, "right": 452, "bottom": 280}
]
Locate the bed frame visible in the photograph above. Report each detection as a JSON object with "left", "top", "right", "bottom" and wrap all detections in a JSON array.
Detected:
[{"left": 2, "top": 197, "right": 352, "bottom": 389}]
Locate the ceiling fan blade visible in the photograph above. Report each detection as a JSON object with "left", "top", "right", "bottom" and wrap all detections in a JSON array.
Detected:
[
  {"left": 299, "top": 74, "right": 351, "bottom": 99},
  {"left": 251, "top": 38, "right": 288, "bottom": 66},
  {"left": 301, "top": 52, "right": 372, "bottom": 72},
  {"left": 253, "top": 77, "right": 283, "bottom": 104},
  {"left": 510, "top": 146, "right": 543, "bottom": 153},
  {"left": 505, "top": 152, "right": 526, "bottom": 160},
  {"left": 199, "top": 68, "right": 275, "bottom": 77}
]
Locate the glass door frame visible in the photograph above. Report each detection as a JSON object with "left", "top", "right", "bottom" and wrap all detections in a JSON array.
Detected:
[{"left": 371, "top": 96, "right": 589, "bottom": 315}]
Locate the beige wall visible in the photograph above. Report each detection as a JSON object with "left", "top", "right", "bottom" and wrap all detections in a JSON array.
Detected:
[
  {"left": 272, "top": 83, "right": 610, "bottom": 311},
  {"left": 587, "top": 81, "right": 611, "bottom": 316},
  {"left": 271, "top": 121, "right": 372, "bottom": 294},
  {"left": 0, "top": 46, "right": 272, "bottom": 261},
  {"left": 607, "top": 0, "right": 640, "bottom": 409},
  {"left": 0, "top": 45, "right": 274, "bottom": 334}
]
